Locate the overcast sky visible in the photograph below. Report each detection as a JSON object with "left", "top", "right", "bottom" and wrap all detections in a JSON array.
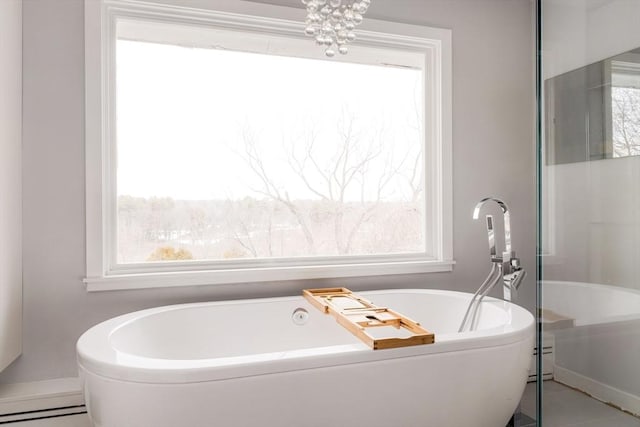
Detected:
[{"left": 116, "top": 39, "right": 424, "bottom": 201}]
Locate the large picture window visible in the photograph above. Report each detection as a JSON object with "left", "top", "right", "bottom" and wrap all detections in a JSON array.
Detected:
[{"left": 84, "top": 0, "right": 452, "bottom": 291}]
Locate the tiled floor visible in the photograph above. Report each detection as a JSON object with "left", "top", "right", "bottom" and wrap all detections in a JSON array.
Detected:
[{"left": 521, "top": 381, "right": 640, "bottom": 427}]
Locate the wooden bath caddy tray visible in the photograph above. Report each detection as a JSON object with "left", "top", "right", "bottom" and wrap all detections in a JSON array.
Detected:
[{"left": 303, "top": 288, "right": 435, "bottom": 350}]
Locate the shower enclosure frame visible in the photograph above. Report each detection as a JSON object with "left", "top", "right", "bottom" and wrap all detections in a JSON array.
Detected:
[{"left": 535, "top": 0, "right": 543, "bottom": 426}]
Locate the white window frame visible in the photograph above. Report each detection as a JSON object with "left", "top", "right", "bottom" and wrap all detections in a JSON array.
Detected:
[{"left": 84, "top": 0, "right": 453, "bottom": 292}]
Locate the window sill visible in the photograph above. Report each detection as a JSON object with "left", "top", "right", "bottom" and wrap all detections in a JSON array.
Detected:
[{"left": 84, "top": 259, "right": 455, "bottom": 292}]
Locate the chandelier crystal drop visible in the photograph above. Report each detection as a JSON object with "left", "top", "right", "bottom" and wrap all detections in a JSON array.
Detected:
[{"left": 302, "top": 0, "right": 371, "bottom": 57}]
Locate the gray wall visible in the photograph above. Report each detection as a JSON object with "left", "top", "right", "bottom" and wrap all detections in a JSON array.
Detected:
[
  {"left": 0, "top": 0, "right": 23, "bottom": 373},
  {"left": 0, "top": 0, "right": 535, "bottom": 384}
]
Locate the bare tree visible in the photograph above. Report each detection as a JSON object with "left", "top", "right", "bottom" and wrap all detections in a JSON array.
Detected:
[
  {"left": 235, "top": 110, "right": 418, "bottom": 256},
  {"left": 286, "top": 112, "right": 387, "bottom": 254},
  {"left": 239, "top": 127, "right": 318, "bottom": 254},
  {"left": 187, "top": 206, "right": 207, "bottom": 246},
  {"left": 612, "top": 86, "right": 640, "bottom": 157}
]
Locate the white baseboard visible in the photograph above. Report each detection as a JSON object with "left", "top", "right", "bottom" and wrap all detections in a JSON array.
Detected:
[
  {"left": 555, "top": 365, "right": 640, "bottom": 417},
  {"left": 0, "top": 377, "right": 85, "bottom": 422}
]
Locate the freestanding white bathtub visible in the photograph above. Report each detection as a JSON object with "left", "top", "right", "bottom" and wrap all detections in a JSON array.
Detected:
[{"left": 77, "top": 289, "right": 534, "bottom": 427}]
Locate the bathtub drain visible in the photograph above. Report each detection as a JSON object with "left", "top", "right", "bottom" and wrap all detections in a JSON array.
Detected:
[{"left": 292, "top": 308, "right": 309, "bottom": 325}]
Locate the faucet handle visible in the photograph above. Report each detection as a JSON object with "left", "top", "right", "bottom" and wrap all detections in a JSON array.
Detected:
[
  {"left": 510, "top": 257, "right": 521, "bottom": 269},
  {"left": 510, "top": 268, "right": 526, "bottom": 290},
  {"left": 485, "top": 215, "right": 500, "bottom": 262}
]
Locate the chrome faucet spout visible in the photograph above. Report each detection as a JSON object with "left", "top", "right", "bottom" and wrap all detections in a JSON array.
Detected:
[
  {"left": 473, "top": 197, "right": 511, "bottom": 257},
  {"left": 472, "top": 197, "right": 508, "bottom": 219}
]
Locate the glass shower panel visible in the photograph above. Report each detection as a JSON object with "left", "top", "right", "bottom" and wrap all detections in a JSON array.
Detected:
[{"left": 540, "top": 1, "right": 640, "bottom": 426}]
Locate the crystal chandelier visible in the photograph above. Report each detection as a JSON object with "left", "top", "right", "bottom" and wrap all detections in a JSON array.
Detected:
[{"left": 302, "top": 0, "right": 371, "bottom": 57}]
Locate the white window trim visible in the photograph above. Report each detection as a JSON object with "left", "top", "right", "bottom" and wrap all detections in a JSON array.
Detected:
[{"left": 84, "top": 0, "right": 453, "bottom": 292}]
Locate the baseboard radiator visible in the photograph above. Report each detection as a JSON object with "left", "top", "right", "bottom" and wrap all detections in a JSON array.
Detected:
[
  {"left": 0, "top": 378, "right": 86, "bottom": 424},
  {"left": 0, "top": 405, "right": 87, "bottom": 424},
  {"left": 528, "top": 334, "right": 554, "bottom": 382}
]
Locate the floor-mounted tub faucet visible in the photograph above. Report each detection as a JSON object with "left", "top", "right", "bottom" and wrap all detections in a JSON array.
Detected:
[
  {"left": 459, "top": 197, "right": 526, "bottom": 332},
  {"left": 473, "top": 197, "right": 526, "bottom": 302}
]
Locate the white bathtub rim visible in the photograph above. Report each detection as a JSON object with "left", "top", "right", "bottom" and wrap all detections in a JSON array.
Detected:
[{"left": 77, "top": 289, "right": 534, "bottom": 384}]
